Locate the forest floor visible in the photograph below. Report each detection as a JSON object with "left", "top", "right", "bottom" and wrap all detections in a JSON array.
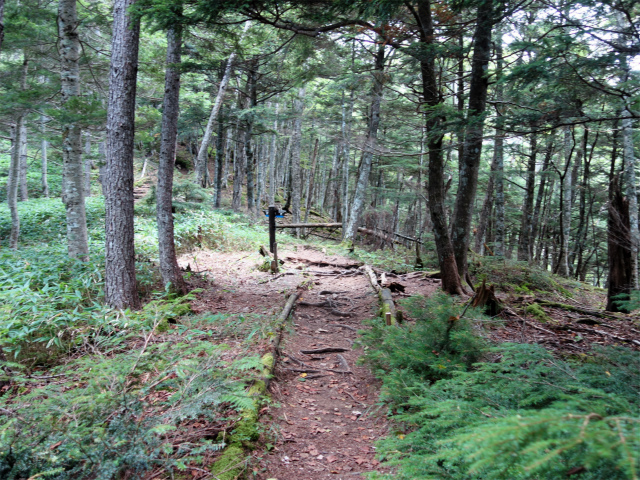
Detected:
[
  {"left": 178, "top": 239, "right": 640, "bottom": 480},
  {"left": 177, "top": 244, "right": 439, "bottom": 479}
]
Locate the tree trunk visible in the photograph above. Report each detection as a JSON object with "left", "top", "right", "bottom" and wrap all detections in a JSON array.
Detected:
[
  {"left": 245, "top": 64, "right": 257, "bottom": 213},
  {"left": 40, "top": 113, "right": 49, "bottom": 197},
  {"left": 268, "top": 103, "right": 278, "bottom": 205},
  {"left": 59, "top": 0, "right": 89, "bottom": 261},
  {"left": 196, "top": 56, "right": 235, "bottom": 187},
  {"left": 417, "top": 0, "right": 464, "bottom": 295},
  {"left": 8, "top": 123, "right": 20, "bottom": 249},
  {"left": 104, "top": 0, "right": 141, "bottom": 310},
  {"left": 344, "top": 44, "right": 385, "bottom": 243},
  {"left": 340, "top": 90, "right": 354, "bottom": 233},
  {"left": 530, "top": 135, "right": 554, "bottom": 259},
  {"left": 450, "top": 0, "right": 495, "bottom": 278},
  {"left": 84, "top": 135, "right": 92, "bottom": 196},
  {"left": 232, "top": 129, "right": 244, "bottom": 211},
  {"left": 607, "top": 175, "right": 632, "bottom": 312},
  {"left": 213, "top": 111, "right": 225, "bottom": 208},
  {"left": 156, "top": 22, "right": 186, "bottom": 295},
  {"left": 557, "top": 125, "right": 573, "bottom": 276},
  {"left": 493, "top": 29, "right": 506, "bottom": 258},
  {"left": 303, "top": 138, "right": 320, "bottom": 228},
  {"left": 291, "top": 88, "right": 305, "bottom": 236},
  {"left": 18, "top": 118, "right": 27, "bottom": 202},
  {"left": 517, "top": 132, "right": 538, "bottom": 261},
  {"left": 475, "top": 147, "right": 497, "bottom": 254}
]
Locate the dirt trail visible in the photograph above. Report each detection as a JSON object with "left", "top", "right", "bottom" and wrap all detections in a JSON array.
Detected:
[{"left": 179, "top": 245, "right": 439, "bottom": 479}]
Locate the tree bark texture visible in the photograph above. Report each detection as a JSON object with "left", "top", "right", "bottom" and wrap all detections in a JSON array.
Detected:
[
  {"left": 417, "top": 0, "right": 464, "bottom": 295},
  {"left": 156, "top": 23, "right": 186, "bottom": 295},
  {"left": 607, "top": 175, "right": 632, "bottom": 312},
  {"left": 344, "top": 44, "right": 385, "bottom": 242},
  {"left": 450, "top": 0, "right": 494, "bottom": 278},
  {"left": 59, "top": 0, "right": 89, "bottom": 260},
  {"left": 104, "top": 0, "right": 141, "bottom": 310},
  {"left": 214, "top": 112, "right": 225, "bottom": 208}
]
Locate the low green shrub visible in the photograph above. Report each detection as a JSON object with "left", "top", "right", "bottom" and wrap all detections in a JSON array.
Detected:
[
  {"left": 362, "top": 294, "right": 640, "bottom": 480},
  {"left": 360, "top": 293, "right": 487, "bottom": 393},
  {"left": 0, "top": 197, "right": 106, "bottom": 246},
  {"left": 0, "top": 340, "right": 261, "bottom": 479},
  {"left": 470, "top": 257, "right": 578, "bottom": 295}
]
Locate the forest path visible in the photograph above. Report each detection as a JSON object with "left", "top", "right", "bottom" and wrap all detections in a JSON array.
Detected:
[{"left": 178, "top": 245, "right": 438, "bottom": 479}]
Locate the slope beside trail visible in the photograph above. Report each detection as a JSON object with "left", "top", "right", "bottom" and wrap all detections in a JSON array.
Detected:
[{"left": 178, "top": 244, "right": 440, "bottom": 480}]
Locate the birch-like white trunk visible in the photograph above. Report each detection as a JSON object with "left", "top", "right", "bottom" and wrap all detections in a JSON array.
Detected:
[
  {"left": 344, "top": 46, "right": 385, "bottom": 242},
  {"left": 195, "top": 23, "right": 250, "bottom": 187},
  {"left": 18, "top": 120, "right": 27, "bottom": 201},
  {"left": 59, "top": 0, "right": 89, "bottom": 260},
  {"left": 340, "top": 91, "right": 354, "bottom": 233}
]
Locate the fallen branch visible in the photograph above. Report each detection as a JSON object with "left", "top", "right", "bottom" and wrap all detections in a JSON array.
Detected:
[
  {"left": 300, "top": 347, "right": 350, "bottom": 354},
  {"left": 329, "top": 323, "right": 358, "bottom": 332}
]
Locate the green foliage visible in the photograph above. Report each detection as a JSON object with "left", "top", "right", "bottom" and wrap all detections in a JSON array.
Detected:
[
  {"left": 360, "top": 293, "right": 487, "bottom": 389},
  {"left": 0, "top": 246, "right": 190, "bottom": 362},
  {"left": 0, "top": 197, "right": 106, "bottom": 246},
  {"left": 470, "top": 257, "right": 578, "bottom": 295},
  {"left": 0, "top": 340, "right": 261, "bottom": 479},
  {"left": 363, "top": 300, "right": 640, "bottom": 480}
]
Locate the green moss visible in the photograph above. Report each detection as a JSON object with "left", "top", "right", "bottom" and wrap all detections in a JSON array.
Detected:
[
  {"left": 257, "top": 259, "right": 271, "bottom": 272},
  {"left": 261, "top": 353, "right": 274, "bottom": 374},
  {"left": 209, "top": 444, "right": 246, "bottom": 480},
  {"left": 524, "top": 303, "right": 552, "bottom": 323},
  {"left": 155, "top": 317, "right": 171, "bottom": 333}
]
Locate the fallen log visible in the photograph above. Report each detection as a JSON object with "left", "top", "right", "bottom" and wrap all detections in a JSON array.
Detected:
[
  {"left": 262, "top": 289, "right": 301, "bottom": 389},
  {"left": 363, "top": 265, "right": 398, "bottom": 324},
  {"left": 276, "top": 223, "right": 342, "bottom": 229},
  {"left": 300, "top": 347, "right": 350, "bottom": 354},
  {"left": 286, "top": 256, "right": 363, "bottom": 269},
  {"left": 533, "top": 299, "right": 618, "bottom": 320}
]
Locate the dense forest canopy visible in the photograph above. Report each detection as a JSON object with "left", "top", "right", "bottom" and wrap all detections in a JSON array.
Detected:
[{"left": 0, "top": 0, "right": 637, "bottom": 303}]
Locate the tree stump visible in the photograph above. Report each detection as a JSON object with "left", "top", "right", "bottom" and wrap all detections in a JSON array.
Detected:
[{"left": 472, "top": 280, "right": 502, "bottom": 316}]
